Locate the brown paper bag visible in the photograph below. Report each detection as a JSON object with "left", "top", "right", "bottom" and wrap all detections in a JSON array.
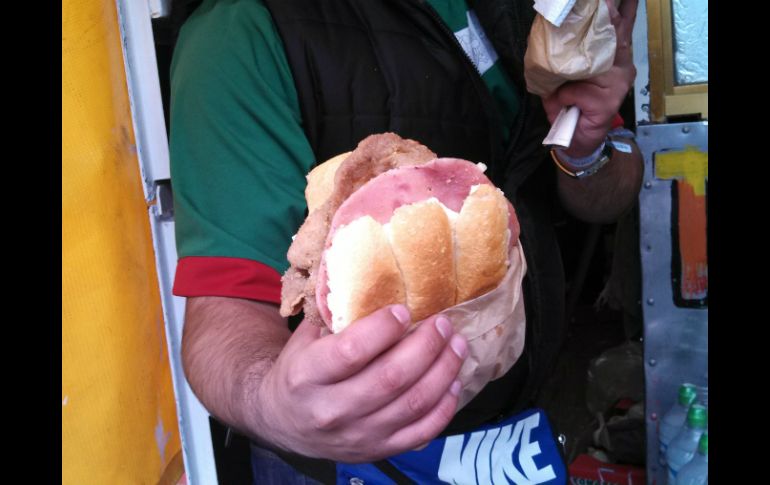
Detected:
[
  {"left": 441, "top": 243, "right": 528, "bottom": 411},
  {"left": 524, "top": 0, "right": 618, "bottom": 97}
]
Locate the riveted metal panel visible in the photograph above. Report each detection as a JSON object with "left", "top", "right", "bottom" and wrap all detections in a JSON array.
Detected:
[{"left": 636, "top": 122, "right": 708, "bottom": 484}]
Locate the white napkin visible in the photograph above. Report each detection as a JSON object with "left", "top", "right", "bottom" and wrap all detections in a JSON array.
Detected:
[{"left": 533, "top": 0, "right": 578, "bottom": 27}]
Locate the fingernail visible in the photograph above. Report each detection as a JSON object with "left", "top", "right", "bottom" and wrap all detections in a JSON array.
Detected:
[
  {"left": 450, "top": 334, "right": 468, "bottom": 359},
  {"left": 450, "top": 380, "right": 462, "bottom": 397},
  {"left": 435, "top": 316, "right": 452, "bottom": 339},
  {"left": 390, "top": 304, "right": 411, "bottom": 326}
]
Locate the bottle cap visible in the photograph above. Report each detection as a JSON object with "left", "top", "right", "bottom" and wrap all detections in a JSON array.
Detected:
[
  {"left": 678, "top": 383, "right": 698, "bottom": 406},
  {"left": 686, "top": 404, "right": 708, "bottom": 429},
  {"left": 698, "top": 432, "right": 708, "bottom": 455}
]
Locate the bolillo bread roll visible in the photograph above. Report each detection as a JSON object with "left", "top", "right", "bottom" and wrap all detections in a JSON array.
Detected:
[
  {"left": 388, "top": 199, "right": 457, "bottom": 323},
  {"left": 324, "top": 216, "right": 406, "bottom": 333},
  {"left": 309, "top": 155, "right": 518, "bottom": 333},
  {"left": 305, "top": 151, "right": 351, "bottom": 214},
  {"left": 455, "top": 184, "right": 511, "bottom": 303}
]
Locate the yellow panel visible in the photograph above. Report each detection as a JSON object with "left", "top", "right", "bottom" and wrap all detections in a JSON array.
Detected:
[
  {"left": 62, "top": 0, "right": 183, "bottom": 483},
  {"left": 654, "top": 146, "right": 708, "bottom": 196}
]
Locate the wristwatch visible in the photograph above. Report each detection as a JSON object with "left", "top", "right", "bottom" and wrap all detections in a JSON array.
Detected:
[{"left": 550, "top": 139, "right": 614, "bottom": 179}]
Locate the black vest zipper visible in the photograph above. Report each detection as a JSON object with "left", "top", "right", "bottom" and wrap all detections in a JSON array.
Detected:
[
  {"left": 412, "top": 0, "right": 545, "bottom": 418},
  {"left": 411, "top": 0, "right": 505, "bottom": 176}
]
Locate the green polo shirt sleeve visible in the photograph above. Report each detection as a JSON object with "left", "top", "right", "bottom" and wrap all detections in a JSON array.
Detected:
[{"left": 169, "top": 0, "right": 314, "bottom": 302}]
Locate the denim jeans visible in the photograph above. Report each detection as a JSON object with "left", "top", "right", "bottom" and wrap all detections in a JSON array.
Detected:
[{"left": 249, "top": 444, "right": 326, "bottom": 485}]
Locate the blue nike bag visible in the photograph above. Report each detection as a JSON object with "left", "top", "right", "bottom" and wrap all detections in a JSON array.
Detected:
[{"left": 336, "top": 408, "right": 567, "bottom": 485}]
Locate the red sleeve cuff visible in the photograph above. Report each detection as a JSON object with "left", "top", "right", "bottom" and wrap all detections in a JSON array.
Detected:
[{"left": 172, "top": 256, "right": 282, "bottom": 304}]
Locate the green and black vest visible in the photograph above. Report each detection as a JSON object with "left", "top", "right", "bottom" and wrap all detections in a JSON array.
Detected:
[{"left": 264, "top": 0, "right": 566, "bottom": 436}]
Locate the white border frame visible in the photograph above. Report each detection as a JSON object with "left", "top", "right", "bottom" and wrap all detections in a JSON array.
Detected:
[{"left": 115, "top": 1, "right": 219, "bottom": 484}]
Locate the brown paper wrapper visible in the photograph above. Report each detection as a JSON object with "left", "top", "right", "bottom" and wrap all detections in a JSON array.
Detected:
[
  {"left": 524, "top": 0, "right": 617, "bottom": 97},
  {"left": 441, "top": 243, "right": 528, "bottom": 411}
]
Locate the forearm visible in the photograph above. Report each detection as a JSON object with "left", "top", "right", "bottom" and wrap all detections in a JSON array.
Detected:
[
  {"left": 543, "top": 0, "right": 641, "bottom": 224},
  {"left": 556, "top": 137, "right": 643, "bottom": 224},
  {"left": 181, "top": 296, "right": 291, "bottom": 442}
]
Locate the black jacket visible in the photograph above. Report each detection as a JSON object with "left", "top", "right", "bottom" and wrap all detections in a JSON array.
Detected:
[{"left": 262, "top": 0, "right": 567, "bottom": 478}]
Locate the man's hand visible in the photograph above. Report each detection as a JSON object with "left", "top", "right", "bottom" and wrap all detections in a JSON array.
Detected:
[
  {"left": 541, "top": 0, "right": 638, "bottom": 158},
  {"left": 250, "top": 304, "right": 467, "bottom": 463},
  {"left": 183, "top": 297, "right": 469, "bottom": 464}
]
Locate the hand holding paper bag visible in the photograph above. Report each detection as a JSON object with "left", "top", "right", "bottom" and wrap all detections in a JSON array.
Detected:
[
  {"left": 525, "top": 0, "right": 620, "bottom": 98},
  {"left": 526, "top": 0, "right": 638, "bottom": 154}
]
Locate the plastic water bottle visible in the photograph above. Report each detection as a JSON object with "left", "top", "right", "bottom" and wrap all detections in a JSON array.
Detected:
[
  {"left": 659, "top": 383, "right": 698, "bottom": 466},
  {"left": 695, "top": 385, "right": 708, "bottom": 408},
  {"left": 676, "top": 432, "right": 708, "bottom": 485},
  {"left": 666, "top": 404, "right": 707, "bottom": 483}
]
